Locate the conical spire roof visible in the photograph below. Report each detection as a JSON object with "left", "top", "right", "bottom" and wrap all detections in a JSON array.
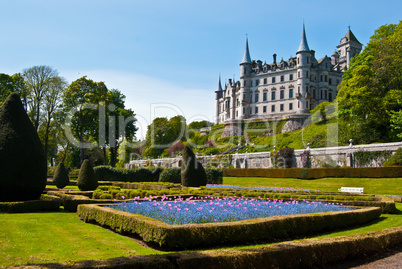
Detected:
[
  {"left": 345, "top": 28, "right": 362, "bottom": 45},
  {"left": 241, "top": 37, "right": 252, "bottom": 64},
  {"left": 297, "top": 23, "right": 310, "bottom": 52},
  {"left": 216, "top": 75, "right": 223, "bottom": 91}
]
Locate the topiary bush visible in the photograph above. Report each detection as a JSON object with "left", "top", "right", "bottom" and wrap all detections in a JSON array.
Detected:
[
  {"left": 278, "top": 147, "right": 294, "bottom": 168},
  {"left": 181, "top": 146, "right": 207, "bottom": 187},
  {"left": 53, "top": 162, "right": 70, "bottom": 189},
  {"left": 77, "top": 159, "right": 98, "bottom": 191},
  {"left": 0, "top": 93, "right": 47, "bottom": 202},
  {"left": 159, "top": 168, "right": 182, "bottom": 183},
  {"left": 205, "top": 168, "right": 223, "bottom": 184},
  {"left": 384, "top": 148, "right": 402, "bottom": 166}
]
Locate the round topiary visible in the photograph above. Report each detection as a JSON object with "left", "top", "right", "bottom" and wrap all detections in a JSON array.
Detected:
[
  {"left": 53, "top": 162, "right": 70, "bottom": 189},
  {"left": 77, "top": 159, "right": 98, "bottom": 191},
  {"left": 0, "top": 93, "right": 47, "bottom": 202},
  {"left": 181, "top": 146, "right": 207, "bottom": 187}
]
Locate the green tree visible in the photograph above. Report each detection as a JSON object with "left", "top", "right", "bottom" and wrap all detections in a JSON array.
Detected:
[
  {"left": 104, "top": 89, "right": 137, "bottom": 167},
  {"left": 144, "top": 116, "right": 186, "bottom": 158},
  {"left": 0, "top": 73, "right": 28, "bottom": 108},
  {"left": 337, "top": 22, "right": 402, "bottom": 144},
  {"left": 62, "top": 76, "right": 108, "bottom": 164}
]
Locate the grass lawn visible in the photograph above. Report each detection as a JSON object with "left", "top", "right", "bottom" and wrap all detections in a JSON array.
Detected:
[
  {"left": 0, "top": 211, "right": 161, "bottom": 267},
  {"left": 1, "top": 177, "right": 401, "bottom": 267},
  {"left": 223, "top": 177, "right": 402, "bottom": 196}
]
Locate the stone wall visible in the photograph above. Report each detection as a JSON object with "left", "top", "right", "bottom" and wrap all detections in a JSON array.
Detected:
[{"left": 126, "top": 142, "right": 402, "bottom": 169}]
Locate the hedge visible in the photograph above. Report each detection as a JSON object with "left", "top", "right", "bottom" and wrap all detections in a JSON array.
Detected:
[
  {"left": 223, "top": 167, "right": 402, "bottom": 179},
  {"left": 78, "top": 204, "right": 381, "bottom": 250},
  {"left": 93, "top": 166, "right": 158, "bottom": 182},
  {"left": 0, "top": 195, "right": 60, "bottom": 213}
]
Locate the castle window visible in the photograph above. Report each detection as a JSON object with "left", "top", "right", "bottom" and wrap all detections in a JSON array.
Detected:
[
  {"left": 320, "top": 90, "right": 323, "bottom": 99},
  {"left": 271, "top": 91, "right": 276, "bottom": 100},
  {"left": 243, "top": 107, "right": 246, "bottom": 114},
  {"left": 289, "top": 89, "right": 294, "bottom": 98},
  {"left": 263, "top": 106, "right": 267, "bottom": 113},
  {"left": 280, "top": 90, "right": 284, "bottom": 99},
  {"left": 256, "top": 79, "right": 260, "bottom": 86},
  {"left": 272, "top": 77, "right": 276, "bottom": 83},
  {"left": 244, "top": 81, "right": 247, "bottom": 87},
  {"left": 306, "top": 71, "right": 309, "bottom": 78},
  {"left": 329, "top": 78, "right": 332, "bottom": 85},
  {"left": 298, "top": 71, "right": 300, "bottom": 78},
  {"left": 264, "top": 78, "right": 267, "bottom": 84},
  {"left": 255, "top": 93, "right": 259, "bottom": 103},
  {"left": 289, "top": 74, "right": 293, "bottom": 80},
  {"left": 271, "top": 105, "right": 275, "bottom": 112},
  {"left": 325, "top": 90, "right": 328, "bottom": 99},
  {"left": 281, "top": 75, "right": 284, "bottom": 82},
  {"left": 263, "top": 92, "right": 267, "bottom": 101},
  {"left": 250, "top": 94, "right": 253, "bottom": 103},
  {"left": 307, "top": 57, "right": 309, "bottom": 64},
  {"left": 289, "top": 103, "right": 293, "bottom": 110},
  {"left": 329, "top": 92, "right": 333, "bottom": 102},
  {"left": 325, "top": 75, "right": 328, "bottom": 82},
  {"left": 297, "top": 58, "right": 300, "bottom": 64},
  {"left": 243, "top": 94, "right": 246, "bottom": 101},
  {"left": 280, "top": 104, "right": 284, "bottom": 111},
  {"left": 320, "top": 75, "right": 323, "bottom": 82},
  {"left": 306, "top": 101, "right": 309, "bottom": 109},
  {"left": 251, "top": 80, "right": 253, "bottom": 87},
  {"left": 236, "top": 111, "right": 238, "bottom": 117},
  {"left": 255, "top": 107, "right": 258, "bottom": 114},
  {"left": 250, "top": 108, "right": 252, "bottom": 114}
]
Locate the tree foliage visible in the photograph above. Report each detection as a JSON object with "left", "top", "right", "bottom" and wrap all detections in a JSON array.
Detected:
[{"left": 337, "top": 22, "right": 402, "bottom": 144}]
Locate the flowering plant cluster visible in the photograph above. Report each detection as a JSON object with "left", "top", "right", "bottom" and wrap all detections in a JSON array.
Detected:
[{"left": 107, "top": 195, "right": 352, "bottom": 225}]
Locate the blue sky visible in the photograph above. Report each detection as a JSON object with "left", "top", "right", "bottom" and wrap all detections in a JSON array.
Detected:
[{"left": 0, "top": 0, "right": 401, "bottom": 139}]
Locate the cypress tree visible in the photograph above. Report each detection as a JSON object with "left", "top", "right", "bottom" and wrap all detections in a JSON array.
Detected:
[
  {"left": 181, "top": 146, "right": 207, "bottom": 187},
  {"left": 0, "top": 93, "right": 47, "bottom": 202},
  {"left": 53, "top": 162, "right": 70, "bottom": 189},
  {"left": 77, "top": 159, "right": 98, "bottom": 191}
]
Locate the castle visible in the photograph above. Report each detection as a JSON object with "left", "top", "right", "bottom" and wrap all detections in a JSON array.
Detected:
[{"left": 215, "top": 25, "right": 362, "bottom": 129}]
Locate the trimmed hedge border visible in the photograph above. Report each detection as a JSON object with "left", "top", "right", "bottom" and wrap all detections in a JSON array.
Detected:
[
  {"left": 15, "top": 226, "right": 402, "bottom": 269},
  {"left": 223, "top": 167, "right": 402, "bottom": 179},
  {"left": 0, "top": 195, "right": 60, "bottom": 213},
  {"left": 77, "top": 204, "right": 381, "bottom": 250}
]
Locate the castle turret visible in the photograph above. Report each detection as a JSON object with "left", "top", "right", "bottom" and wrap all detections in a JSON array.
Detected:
[
  {"left": 239, "top": 37, "right": 252, "bottom": 119},
  {"left": 337, "top": 28, "right": 362, "bottom": 71},
  {"left": 215, "top": 75, "right": 223, "bottom": 124},
  {"left": 296, "top": 23, "right": 312, "bottom": 114}
]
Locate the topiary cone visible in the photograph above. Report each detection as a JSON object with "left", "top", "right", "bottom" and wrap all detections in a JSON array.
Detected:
[
  {"left": 77, "top": 159, "right": 98, "bottom": 191},
  {"left": 0, "top": 93, "right": 47, "bottom": 202},
  {"left": 53, "top": 162, "right": 70, "bottom": 189},
  {"left": 181, "top": 146, "right": 207, "bottom": 187}
]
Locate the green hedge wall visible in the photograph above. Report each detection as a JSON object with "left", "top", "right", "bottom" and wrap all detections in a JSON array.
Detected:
[
  {"left": 0, "top": 195, "right": 60, "bottom": 213},
  {"left": 78, "top": 204, "right": 381, "bottom": 250},
  {"left": 223, "top": 167, "right": 402, "bottom": 179},
  {"left": 94, "top": 166, "right": 158, "bottom": 182}
]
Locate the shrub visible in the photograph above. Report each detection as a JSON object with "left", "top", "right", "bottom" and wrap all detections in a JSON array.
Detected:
[
  {"left": 205, "top": 168, "right": 223, "bottom": 184},
  {"left": 181, "top": 146, "right": 207, "bottom": 187},
  {"left": 300, "top": 150, "right": 310, "bottom": 168},
  {"left": 278, "top": 147, "right": 294, "bottom": 168},
  {"left": 77, "top": 159, "right": 98, "bottom": 191},
  {"left": 53, "top": 162, "right": 70, "bottom": 189},
  {"left": 0, "top": 93, "right": 47, "bottom": 202},
  {"left": 159, "top": 168, "right": 182, "bottom": 183},
  {"left": 384, "top": 148, "right": 402, "bottom": 166}
]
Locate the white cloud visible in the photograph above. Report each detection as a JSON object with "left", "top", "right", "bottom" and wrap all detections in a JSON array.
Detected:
[{"left": 61, "top": 69, "right": 215, "bottom": 140}]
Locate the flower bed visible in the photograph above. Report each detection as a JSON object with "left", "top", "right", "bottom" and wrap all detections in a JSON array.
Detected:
[
  {"left": 107, "top": 195, "right": 350, "bottom": 225},
  {"left": 78, "top": 202, "right": 381, "bottom": 250}
]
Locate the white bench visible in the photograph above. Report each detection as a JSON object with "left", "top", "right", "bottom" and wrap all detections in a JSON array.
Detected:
[{"left": 338, "top": 187, "right": 364, "bottom": 194}]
